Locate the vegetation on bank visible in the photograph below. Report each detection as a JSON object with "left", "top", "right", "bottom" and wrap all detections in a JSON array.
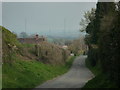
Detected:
[
  {"left": 83, "top": 58, "right": 117, "bottom": 88},
  {"left": 2, "top": 55, "right": 75, "bottom": 88},
  {"left": 80, "top": 1, "right": 120, "bottom": 88},
  {"left": 68, "top": 38, "right": 86, "bottom": 56},
  {"left": 2, "top": 26, "right": 76, "bottom": 88}
]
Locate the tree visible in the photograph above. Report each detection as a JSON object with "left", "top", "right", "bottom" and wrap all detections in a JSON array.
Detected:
[
  {"left": 83, "top": 1, "right": 120, "bottom": 87},
  {"left": 20, "top": 32, "right": 28, "bottom": 38},
  {"left": 80, "top": 8, "right": 95, "bottom": 32}
]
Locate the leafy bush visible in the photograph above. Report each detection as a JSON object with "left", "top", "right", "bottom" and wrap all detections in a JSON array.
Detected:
[
  {"left": 2, "top": 27, "right": 23, "bottom": 63},
  {"left": 87, "top": 48, "right": 98, "bottom": 67}
]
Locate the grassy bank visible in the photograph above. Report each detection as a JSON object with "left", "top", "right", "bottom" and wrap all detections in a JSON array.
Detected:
[
  {"left": 2, "top": 56, "right": 76, "bottom": 88},
  {"left": 83, "top": 58, "right": 117, "bottom": 88},
  {"left": 2, "top": 26, "right": 76, "bottom": 88}
]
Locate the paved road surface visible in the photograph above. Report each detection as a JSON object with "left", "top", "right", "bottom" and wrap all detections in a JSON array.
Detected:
[{"left": 36, "top": 55, "right": 94, "bottom": 88}]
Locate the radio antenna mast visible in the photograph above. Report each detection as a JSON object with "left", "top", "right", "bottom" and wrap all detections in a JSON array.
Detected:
[
  {"left": 64, "top": 18, "right": 66, "bottom": 36},
  {"left": 25, "top": 17, "right": 27, "bottom": 33}
]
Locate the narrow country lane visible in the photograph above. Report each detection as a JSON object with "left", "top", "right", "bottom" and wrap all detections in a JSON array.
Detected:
[{"left": 36, "top": 55, "right": 94, "bottom": 88}]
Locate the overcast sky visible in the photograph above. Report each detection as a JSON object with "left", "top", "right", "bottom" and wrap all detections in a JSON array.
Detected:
[{"left": 2, "top": 2, "right": 96, "bottom": 37}]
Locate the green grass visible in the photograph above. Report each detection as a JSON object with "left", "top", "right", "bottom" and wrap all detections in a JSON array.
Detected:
[
  {"left": 85, "top": 58, "right": 101, "bottom": 76},
  {"left": 22, "top": 43, "right": 35, "bottom": 48},
  {"left": 2, "top": 56, "right": 76, "bottom": 88},
  {"left": 2, "top": 26, "right": 77, "bottom": 88},
  {"left": 83, "top": 74, "right": 117, "bottom": 88},
  {"left": 82, "top": 58, "right": 117, "bottom": 88},
  {"left": 0, "top": 66, "right": 2, "bottom": 89}
]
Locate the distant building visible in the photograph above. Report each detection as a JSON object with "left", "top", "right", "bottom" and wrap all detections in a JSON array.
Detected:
[
  {"left": 18, "top": 34, "right": 46, "bottom": 44},
  {"left": 62, "top": 45, "right": 68, "bottom": 50}
]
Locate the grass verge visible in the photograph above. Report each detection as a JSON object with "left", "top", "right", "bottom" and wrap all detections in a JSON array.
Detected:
[
  {"left": 82, "top": 58, "right": 117, "bottom": 88},
  {"left": 2, "top": 56, "right": 76, "bottom": 88}
]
